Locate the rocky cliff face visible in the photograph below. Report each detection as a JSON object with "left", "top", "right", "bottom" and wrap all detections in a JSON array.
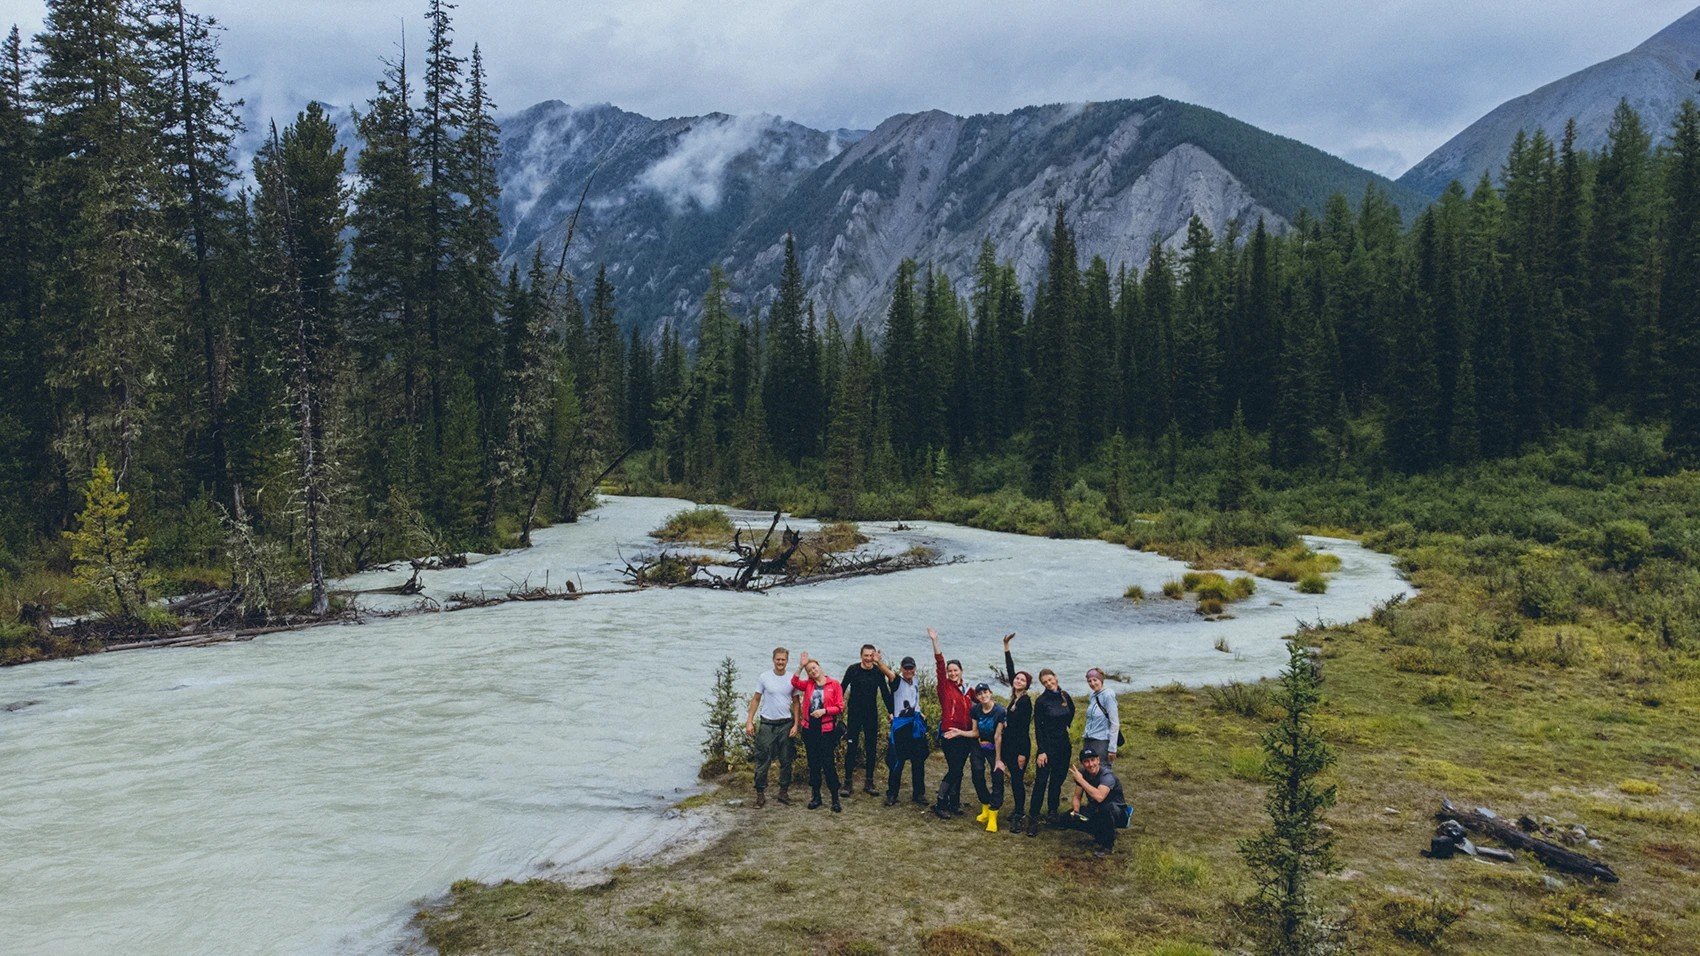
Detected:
[
  {"left": 498, "top": 97, "right": 1424, "bottom": 335},
  {"left": 1399, "top": 5, "right": 1700, "bottom": 197}
]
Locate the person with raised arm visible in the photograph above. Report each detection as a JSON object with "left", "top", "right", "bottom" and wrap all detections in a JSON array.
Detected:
[
  {"left": 744, "top": 646, "right": 800, "bottom": 808},
  {"left": 1027, "top": 667, "right": 1076, "bottom": 836},
  {"left": 839, "top": 643, "right": 887, "bottom": 797},
  {"left": 875, "top": 650, "right": 929, "bottom": 806},
  {"left": 1000, "top": 633, "right": 1033, "bottom": 833},
  {"left": 928, "top": 628, "right": 975, "bottom": 820},
  {"left": 792, "top": 652, "right": 845, "bottom": 811}
]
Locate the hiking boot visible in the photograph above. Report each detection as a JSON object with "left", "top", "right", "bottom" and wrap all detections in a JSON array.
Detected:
[
  {"left": 1007, "top": 812, "right": 1024, "bottom": 830},
  {"left": 911, "top": 794, "right": 928, "bottom": 807},
  {"left": 884, "top": 793, "right": 898, "bottom": 807},
  {"left": 1025, "top": 816, "right": 1039, "bottom": 837},
  {"left": 775, "top": 788, "right": 791, "bottom": 806},
  {"left": 862, "top": 782, "right": 878, "bottom": 796},
  {"left": 831, "top": 799, "right": 843, "bottom": 813},
  {"left": 839, "top": 784, "right": 853, "bottom": 798},
  {"left": 933, "top": 804, "right": 952, "bottom": 820},
  {"left": 807, "top": 793, "right": 823, "bottom": 810},
  {"left": 754, "top": 791, "right": 766, "bottom": 809}
]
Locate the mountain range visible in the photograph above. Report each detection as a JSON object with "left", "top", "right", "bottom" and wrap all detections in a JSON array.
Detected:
[
  {"left": 1399, "top": 5, "right": 1700, "bottom": 196},
  {"left": 494, "top": 97, "right": 1427, "bottom": 335}
]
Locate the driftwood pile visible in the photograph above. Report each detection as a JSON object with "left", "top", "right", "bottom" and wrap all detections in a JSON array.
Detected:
[
  {"left": 1430, "top": 798, "right": 1620, "bottom": 882},
  {"left": 622, "top": 512, "right": 938, "bottom": 592}
]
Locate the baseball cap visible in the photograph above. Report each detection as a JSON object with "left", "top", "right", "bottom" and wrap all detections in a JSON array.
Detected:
[
  {"left": 900, "top": 656, "right": 917, "bottom": 668},
  {"left": 1080, "top": 746, "right": 1100, "bottom": 759},
  {"left": 973, "top": 682, "right": 992, "bottom": 693}
]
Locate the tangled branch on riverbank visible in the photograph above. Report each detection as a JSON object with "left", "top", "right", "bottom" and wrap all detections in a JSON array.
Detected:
[{"left": 621, "top": 512, "right": 943, "bottom": 591}]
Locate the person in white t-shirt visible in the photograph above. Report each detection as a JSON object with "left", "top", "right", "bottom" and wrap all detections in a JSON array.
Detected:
[{"left": 745, "top": 646, "right": 800, "bottom": 807}]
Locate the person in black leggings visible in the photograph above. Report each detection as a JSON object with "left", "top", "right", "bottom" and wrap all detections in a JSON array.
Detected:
[
  {"left": 1001, "top": 633, "right": 1033, "bottom": 833},
  {"left": 791, "top": 653, "right": 845, "bottom": 812},
  {"left": 1027, "top": 666, "right": 1075, "bottom": 837},
  {"left": 839, "top": 644, "right": 886, "bottom": 797}
]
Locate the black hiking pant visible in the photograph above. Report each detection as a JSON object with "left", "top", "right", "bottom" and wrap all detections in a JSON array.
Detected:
[
  {"left": 937, "top": 735, "right": 973, "bottom": 812},
  {"left": 1061, "top": 806, "right": 1118, "bottom": 851},
  {"left": 969, "top": 744, "right": 1005, "bottom": 810},
  {"left": 886, "top": 732, "right": 927, "bottom": 801},
  {"left": 1002, "top": 749, "right": 1027, "bottom": 818},
  {"left": 802, "top": 725, "right": 842, "bottom": 800},
  {"left": 1030, "top": 741, "right": 1071, "bottom": 818},
  {"left": 842, "top": 709, "right": 880, "bottom": 788}
]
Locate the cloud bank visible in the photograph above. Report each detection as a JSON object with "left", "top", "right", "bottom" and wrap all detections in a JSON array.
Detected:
[{"left": 1, "top": 0, "right": 1694, "bottom": 176}]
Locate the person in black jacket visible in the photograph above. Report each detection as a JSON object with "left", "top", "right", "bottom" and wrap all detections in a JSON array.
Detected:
[
  {"left": 1027, "top": 666, "right": 1076, "bottom": 837},
  {"left": 1001, "top": 633, "right": 1033, "bottom": 833},
  {"left": 840, "top": 644, "right": 887, "bottom": 796}
]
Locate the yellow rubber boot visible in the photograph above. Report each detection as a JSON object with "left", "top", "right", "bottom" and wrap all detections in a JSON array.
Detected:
[
  {"left": 975, "top": 804, "right": 990, "bottom": 823},
  {"left": 985, "top": 808, "right": 999, "bottom": 833}
]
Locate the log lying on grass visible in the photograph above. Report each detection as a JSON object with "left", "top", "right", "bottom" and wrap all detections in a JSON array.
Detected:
[{"left": 1437, "top": 798, "right": 1619, "bottom": 882}]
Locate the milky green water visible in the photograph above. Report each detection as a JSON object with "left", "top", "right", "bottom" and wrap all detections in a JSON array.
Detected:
[{"left": 0, "top": 496, "right": 1409, "bottom": 954}]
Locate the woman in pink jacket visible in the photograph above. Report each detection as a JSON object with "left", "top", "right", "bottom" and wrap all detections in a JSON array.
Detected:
[{"left": 793, "top": 653, "right": 846, "bottom": 812}]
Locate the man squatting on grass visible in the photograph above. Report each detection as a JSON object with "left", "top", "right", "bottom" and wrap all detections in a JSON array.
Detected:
[
  {"left": 1063, "top": 746, "right": 1127, "bottom": 856},
  {"left": 744, "top": 631, "right": 1129, "bottom": 856},
  {"left": 745, "top": 647, "right": 801, "bottom": 808}
]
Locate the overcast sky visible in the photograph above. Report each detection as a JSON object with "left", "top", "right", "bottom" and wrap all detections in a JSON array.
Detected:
[{"left": 2, "top": 0, "right": 1695, "bottom": 175}]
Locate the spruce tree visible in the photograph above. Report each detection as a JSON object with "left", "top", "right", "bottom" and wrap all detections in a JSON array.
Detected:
[
  {"left": 66, "top": 456, "right": 151, "bottom": 619},
  {"left": 1661, "top": 101, "right": 1700, "bottom": 464},
  {"left": 1239, "top": 641, "right": 1338, "bottom": 956}
]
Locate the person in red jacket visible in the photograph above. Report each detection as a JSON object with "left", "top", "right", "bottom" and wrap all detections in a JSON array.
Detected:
[
  {"left": 792, "top": 653, "right": 846, "bottom": 812},
  {"left": 928, "top": 628, "right": 975, "bottom": 819}
]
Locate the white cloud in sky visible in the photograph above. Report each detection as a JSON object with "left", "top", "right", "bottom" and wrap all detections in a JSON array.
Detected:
[{"left": 1, "top": 0, "right": 1695, "bottom": 176}]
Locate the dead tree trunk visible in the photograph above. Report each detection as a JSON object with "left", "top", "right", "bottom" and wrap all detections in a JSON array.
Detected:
[{"left": 1437, "top": 799, "right": 1619, "bottom": 882}]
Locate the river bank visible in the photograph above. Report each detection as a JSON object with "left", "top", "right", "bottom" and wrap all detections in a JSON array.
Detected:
[
  {"left": 418, "top": 443, "right": 1700, "bottom": 954},
  {"left": 0, "top": 496, "right": 1407, "bottom": 955},
  {"left": 416, "top": 550, "right": 1700, "bottom": 954}
]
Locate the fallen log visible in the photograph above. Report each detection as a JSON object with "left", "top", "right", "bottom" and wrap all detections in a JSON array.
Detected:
[{"left": 1437, "top": 798, "right": 1619, "bottom": 882}]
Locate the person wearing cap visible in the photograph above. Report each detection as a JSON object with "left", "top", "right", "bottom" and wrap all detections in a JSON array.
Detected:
[
  {"left": 1000, "top": 633, "right": 1033, "bottom": 834},
  {"left": 745, "top": 646, "right": 801, "bottom": 808},
  {"left": 1063, "top": 746, "right": 1126, "bottom": 855},
  {"left": 1083, "top": 667, "right": 1119, "bottom": 765},
  {"left": 1028, "top": 667, "right": 1076, "bottom": 834},
  {"left": 928, "top": 628, "right": 975, "bottom": 819},
  {"left": 967, "top": 681, "right": 1008, "bottom": 832},
  {"left": 875, "top": 651, "right": 929, "bottom": 806}
]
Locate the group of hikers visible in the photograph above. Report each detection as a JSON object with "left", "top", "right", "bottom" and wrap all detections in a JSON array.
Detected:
[{"left": 744, "top": 629, "right": 1131, "bottom": 855}]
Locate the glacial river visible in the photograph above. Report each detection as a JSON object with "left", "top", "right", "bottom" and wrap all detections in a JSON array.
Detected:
[{"left": 0, "top": 496, "right": 1410, "bottom": 954}]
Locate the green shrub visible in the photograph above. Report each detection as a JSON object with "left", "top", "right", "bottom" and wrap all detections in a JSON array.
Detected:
[
  {"left": 1599, "top": 520, "right": 1652, "bottom": 571},
  {"left": 136, "top": 605, "right": 180, "bottom": 633},
  {"left": 1162, "top": 579, "right": 1185, "bottom": 599},
  {"left": 1296, "top": 572, "right": 1327, "bottom": 594},
  {"left": 1124, "top": 584, "right": 1146, "bottom": 601},
  {"left": 1197, "top": 597, "right": 1226, "bottom": 616},
  {"left": 1377, "top": 893, "right": 1468, "bottom": 946},
  {"left": 651, "top": 507, "right": 734, "bottom": 544},
  {"left": 1417, "top": 677, "right": 1472, "bottom": 708},
  {"left": 1229, "top": 575, "right": 1257, "bottom": 600},
  {"left": 1205, "top": 681, "right": 1269, "bottom": 718}
]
